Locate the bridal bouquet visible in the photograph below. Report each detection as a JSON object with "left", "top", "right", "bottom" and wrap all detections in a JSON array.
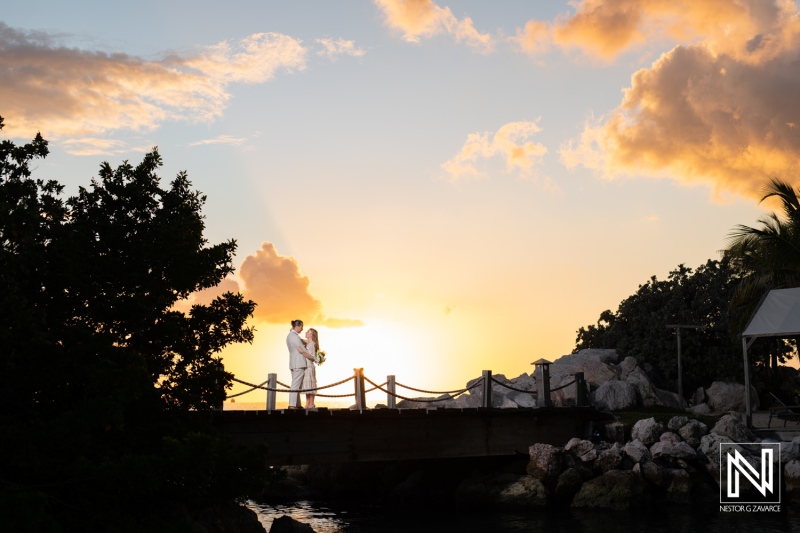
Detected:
[{"left": 315, "top": 350, "right": 326, "bottom": 366}]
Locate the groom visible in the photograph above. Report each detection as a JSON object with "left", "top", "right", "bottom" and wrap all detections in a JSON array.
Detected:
[{"left": 286, "top": 319, "right": 307, "bottom": 409}]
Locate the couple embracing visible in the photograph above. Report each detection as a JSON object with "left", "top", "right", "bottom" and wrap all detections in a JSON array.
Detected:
[{"left": 286, "top": 319, "right": 320, "bottom": 410}]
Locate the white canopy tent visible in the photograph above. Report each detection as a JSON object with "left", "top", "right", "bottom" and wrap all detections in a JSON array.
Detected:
[{"left": 741, "top": 287, "right": 800, "bottom": 426}]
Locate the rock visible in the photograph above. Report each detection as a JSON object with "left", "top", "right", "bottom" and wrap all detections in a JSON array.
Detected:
[
  {"left": 631, "top": 418, "right": 664, "bottom": 446},
  {"left": 650, "top": 441, "right": 697, "bottom": 461},
  {"left": 785, "top": 460, "right": 800, "bottom": 493},
  {"left": 508, "top": 373, "right": 536, "bottom": 392},
  {"left": 780, "top": 441, "right": 800, "bottom": 464},
  {"left": 618, "top": 356, "right": 638, "bottom": 380},
  {"left": 554, "top": 467, "right": 584, "bottom": 502},
  {"left": 635, "top": 460, "right": 666, "bottom": 487},
  {"left": 446, "top": 393, "right": 483, "bottom": 409},
  {"left": 698, "top": 433, "right": 730, "bottom": 484},
  {"left": 596, "top": 445, "right": 624, "bottom": 473},
  {"left": 663, "top": 468, "right": 692, "bottom": 504},
  {"left": 711, "top": 414, "right": 759, "bottom": 443},
  {"left": 705, "top": 381, "right": 760, "bottom": 412},
  {"left": 667, "top": 416, "right": 689, "bottom": 431},
  {"left": 456, "top": 473, "right": 549, "bottom": 508},
  {"left": 506, "top": 391, "right": 537, "bottom": 408},
  {"left": 527, "top": 443, "right": 562, "bottom": 485},
  {"left": 688, "top": 402, "right": 712, "bottom": 415},
  {"left": 654, "top": 388, "right": 686, "bottom": 409},
  {"left": 659, "top": 431, "right": 682, "bottom": 444},
  {"left": 692, "top": 386, "right": 705, "bottom": 407},
  {"left": 571, "top": 470, "right": 650, "bottom": 510},
  {"left": 496, "top": 475, "right": 550, "bottom": 508},
  {"left": 591, "top": 380, "right": 638, "bottom": 410},
  {"left": 565, "top": 438, "right": 596, "bottom": 462},
  {"left": 269, "top": 515, "right": 315, "bottom": 533},
  {"left": 396, "top": 393, "right": 452, "bottom": 409},
  {"left": 554, "top": 349, "right": 620, "bottom": 366},
  {"left": 678, "top": 420, "right": 708, "bottom": 448},
  {"left": 624, "top": 440, "right": 652, "bottom": 463},
  {"left": 625, "top": 366, "right": 660, "bottom": 406}
]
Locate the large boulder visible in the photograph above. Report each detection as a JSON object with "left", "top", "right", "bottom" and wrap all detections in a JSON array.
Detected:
[
  {"left": 554, "top": 467, "right": 584, "bottom": 503},
  {"left": 711, "top": 414, "right": 759, "bottom": 443},
  {"left": 550, "top": 350, "right": 620, "bottom": 400},
  {"left": 624, "top": 440, "right": 652, "bottom": 463},
  {"left": 456, "top": 473, "right": 549, "bottom": 508},
  {"left": 618, "top": 356, "right": 638, "bottom": 380},
  {"left": 571, "top": 470, "right": 650, "bottom": 510},
  {"left": 596, "top": 444, "right": 624, "bottom": 473},
  {"left": 631, "top": 418, "right": 664, "bottom": 446},
  {"left": 527, "top": 443, "right": 562, "bottom": 485},
  {"left": 785, "top": 460, "right": 800, "bottom": 494},
  {"left": 650, "top": 440, "right": 697, "bottom": 461},
  {"left": 705, "top": 381, "right": 759, "bottom": 412},
  {"left": 654, "top": 388, "right": 686, "bottom": 409},
  {"left": 625, "top": 366, "right": 659, "bottom": 406},
  {"left": 591, "top": 380, "right": 637, "bottom": 411}
]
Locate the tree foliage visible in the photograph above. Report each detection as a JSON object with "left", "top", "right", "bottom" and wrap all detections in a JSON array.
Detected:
[
  {"left": 726, "top": 178, "right": 800, "bottom": 332},
  {"left": 0, "top": 117, "right": 273, "bottom": 531},
  {"left": 574, "top": 257, "right": 793, "bottom": 395}
]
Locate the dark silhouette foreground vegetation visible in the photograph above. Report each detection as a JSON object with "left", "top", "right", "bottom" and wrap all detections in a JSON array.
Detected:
[{"left": 0, "top": 117, "right": 277, "bottom": 532}]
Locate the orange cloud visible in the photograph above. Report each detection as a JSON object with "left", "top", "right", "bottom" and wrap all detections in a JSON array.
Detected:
[
  {"left": 442, "top": 121, "right": 548, "bottom": 181},
  {"left": 514, "top": 0, "right": 795, "bottom": 61},
  {"left": 374, "top": 0, "right": 493, "bottom": 52},
  {"left": 561, "top": 37, "right": 800, "bottom": 200},
  {"left": 173, "top": 243, "right": 362, "bottom": 328},
  {"left": 0, "top": 23, "right": 306, "bottom": 141},
  {"left": 239, "top": 242, "right": 363, "bottom": 328}
]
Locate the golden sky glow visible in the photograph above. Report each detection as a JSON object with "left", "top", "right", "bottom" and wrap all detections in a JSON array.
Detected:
[{"left": 4, "top": 1, "right": 800, "bottom": 404}]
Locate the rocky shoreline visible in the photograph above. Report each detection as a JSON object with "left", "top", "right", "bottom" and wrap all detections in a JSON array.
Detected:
[{"left": 268, "top": 413, "right": 799, "bottom": 516}]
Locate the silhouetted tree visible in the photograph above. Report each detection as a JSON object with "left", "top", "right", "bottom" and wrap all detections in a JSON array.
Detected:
[
  {"left": 0, "top": 116, "right": 272, "bottom": 532},
  {"left": 574, "top": 257, "right": 792, "bottom": 395}
]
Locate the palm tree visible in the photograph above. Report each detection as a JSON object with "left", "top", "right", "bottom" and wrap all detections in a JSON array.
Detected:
[{"left": 726, "top": 178, "right": 800, "bottom": 371}]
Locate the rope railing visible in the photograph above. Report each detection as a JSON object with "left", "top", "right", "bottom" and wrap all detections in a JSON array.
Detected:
[
  {"left": 364, "top": 376, "right": 476, "bottom": 403},
  {"left": 394, "top": 381, "right": 478, "bottom": 396},
  {"left": 489, "top": 377, "right": 537, "bottom": 395},
  {"left": 551, "top": 378, "right": 577, "bottom": 392},
  {"left": 365, "top": 376, "right": 483, "bottom": 403},
  {"left": 231, "top": 375, "right": 354, "bottom": 395},
  {"left": 223, "top": 367, "right": 588, "bottom": 410}
]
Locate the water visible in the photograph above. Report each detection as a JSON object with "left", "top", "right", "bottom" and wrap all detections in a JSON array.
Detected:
[{"left": 247, "top": 499, "right": 800, "bottom": 532}]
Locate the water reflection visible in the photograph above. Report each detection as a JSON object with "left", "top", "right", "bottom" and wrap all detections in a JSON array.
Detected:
[{"left": 247, "top": 500, "right": 800, "bottom": 533}]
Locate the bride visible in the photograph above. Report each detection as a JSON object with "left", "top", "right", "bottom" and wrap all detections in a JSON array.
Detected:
[{"left": 302, "top": 328, "right": 319, "bottom": 409}]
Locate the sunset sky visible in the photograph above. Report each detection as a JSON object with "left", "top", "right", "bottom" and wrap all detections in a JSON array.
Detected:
[{"left": 4, "top": 1, "right": 800, "bottom": 404}]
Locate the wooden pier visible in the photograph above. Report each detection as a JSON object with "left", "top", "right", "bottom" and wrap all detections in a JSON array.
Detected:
[{"left": 214, "top": 406, "right": 614, "bottom": 466}]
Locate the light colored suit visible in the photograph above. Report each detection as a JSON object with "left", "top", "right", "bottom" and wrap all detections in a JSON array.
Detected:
[{"left": 287, "top": 330, "right": 307, "bottom": 407}]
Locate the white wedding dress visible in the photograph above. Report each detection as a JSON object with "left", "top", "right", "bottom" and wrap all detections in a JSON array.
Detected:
[{"left": 302, "top": 341, "right": 317, "bottom": 391}]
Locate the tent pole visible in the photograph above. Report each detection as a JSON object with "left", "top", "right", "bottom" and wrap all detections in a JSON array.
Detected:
[{"left": 742, "top": 337, "right": 752, "bottom": 428}]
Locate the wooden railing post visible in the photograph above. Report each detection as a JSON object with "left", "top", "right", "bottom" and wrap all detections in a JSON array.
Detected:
[
  {"left": 387, "top": 375, "right": 396, "bottom": 409},
  {"left": 481, "top": 370, "right": 492, "bottom": 409},
  {"left": 266, "top": 373, "right": 277, "bottom": 411},
  {"left": 537, "top": 363, "right": 552, "bottom": 408},
  {"left": 354, "top": 368, "right": 366, "bottom": 410},
  {"left": 575, "top": 372, "right": 586, "bottom": 407}
]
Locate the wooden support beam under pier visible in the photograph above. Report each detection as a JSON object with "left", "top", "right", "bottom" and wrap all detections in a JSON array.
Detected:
[{"left": 211, "top": 406, "right": 614, "bottom": 466}]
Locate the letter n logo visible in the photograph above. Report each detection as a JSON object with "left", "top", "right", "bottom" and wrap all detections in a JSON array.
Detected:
[{"left": 720, "top": 443, "right": 780, "bottom": 504}]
